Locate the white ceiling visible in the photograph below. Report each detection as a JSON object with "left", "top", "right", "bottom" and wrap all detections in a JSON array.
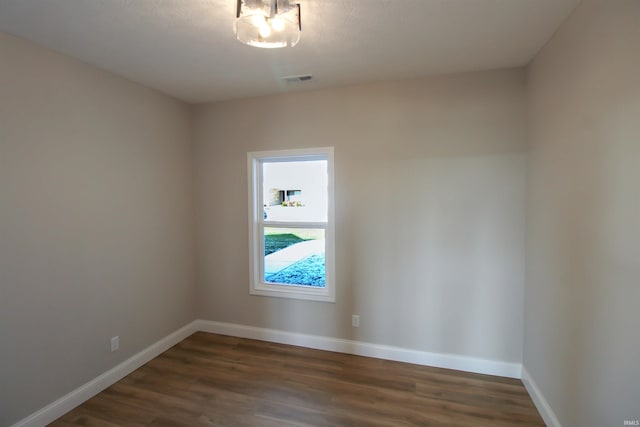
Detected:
[{"left": 0, "top": 0, "right": 580, "bottom": 103}]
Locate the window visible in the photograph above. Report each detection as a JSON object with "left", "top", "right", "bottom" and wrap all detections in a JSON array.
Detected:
[{"left": 247, "top": 147, "right": 335, "bottom": 302}]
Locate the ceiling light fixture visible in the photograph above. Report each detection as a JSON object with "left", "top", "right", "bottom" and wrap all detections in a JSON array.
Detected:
[{"left": 235, "top": 0, "right": 301, "bottom": 48}]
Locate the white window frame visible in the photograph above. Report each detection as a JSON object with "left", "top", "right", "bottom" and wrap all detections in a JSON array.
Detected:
[{"left": 247, "top": 147, "right": 335, "bottom": 302}]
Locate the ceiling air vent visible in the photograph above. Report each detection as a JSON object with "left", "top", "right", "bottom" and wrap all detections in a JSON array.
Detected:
[{"left": 281, "top": 74, "right": 313, "bottom": 83}]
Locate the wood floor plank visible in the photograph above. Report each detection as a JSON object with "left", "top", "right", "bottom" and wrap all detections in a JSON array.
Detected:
[{"left": 50, "top": 332, "right": 544, "bottom": 426}]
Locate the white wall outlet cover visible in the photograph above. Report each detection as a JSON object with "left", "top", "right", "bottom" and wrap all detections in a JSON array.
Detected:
[
  {"left": 110, "top": 336, "right": 119, "bottom": 352},
  {"left": 352, "top": 315, "right": 360, "bottom": 327}
]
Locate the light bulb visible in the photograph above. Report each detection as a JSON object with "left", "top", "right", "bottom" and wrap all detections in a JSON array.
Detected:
[
  {"left": 271, "top": 17, "right": 285, "bottom": 32},
  {"left": 259, "top": 22, "right": 271, "bottom": 38},
  {"left": 251, "top": 15, "right": 266, "bottom": 27}
]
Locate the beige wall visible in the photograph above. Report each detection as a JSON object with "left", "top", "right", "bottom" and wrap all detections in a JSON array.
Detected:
[
  {"left": 524, "top": 1, "right": 640, "bottom": 426},
  {"left": 0, "top": 33, "right": 196, "bottom": 425},
  {"left": 194, "top": 69, "right": 527, "bottom": 363}
]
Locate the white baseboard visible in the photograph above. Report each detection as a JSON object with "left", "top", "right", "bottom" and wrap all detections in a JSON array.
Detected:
[
  {"left": 12, "top": 320, "right": 200, "bottom": 427},
  {"left": 14, "top": 319, "right": 524, "bottom": 427},
  {"left": 521, "top": 366, "right": 562, "bottom": 427},
  {"left": 195, "top": 320, "right": 522, "bottom": 379}
]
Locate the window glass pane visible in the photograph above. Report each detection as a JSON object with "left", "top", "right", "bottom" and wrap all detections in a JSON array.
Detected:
[
  {"left": 263, "top": 227, "right": 325, "bottom": 287},
  {"left": 262, "top": 160, "right": 327, "bottom": 222}
]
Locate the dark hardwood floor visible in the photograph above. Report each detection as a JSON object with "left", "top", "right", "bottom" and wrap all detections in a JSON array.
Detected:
[{"left": 51, "top": 332, "right": 544, "bottom": 426}]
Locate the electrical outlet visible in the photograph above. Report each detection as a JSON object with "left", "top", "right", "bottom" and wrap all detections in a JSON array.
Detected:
[
  {"left": 352, "top": 315, "right": 360, "bottom": 328},
  {"left": 110, "top": 336, "right": 119, "bottom": 352}
]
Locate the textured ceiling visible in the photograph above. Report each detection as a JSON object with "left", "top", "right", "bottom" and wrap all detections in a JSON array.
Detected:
[{"left": 0, "top": 0, "right": 581, "bottom": 103}]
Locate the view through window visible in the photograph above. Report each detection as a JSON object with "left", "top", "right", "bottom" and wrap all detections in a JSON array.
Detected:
[{"left": 248, "top": 148, "right": 335, "bottom": 302}]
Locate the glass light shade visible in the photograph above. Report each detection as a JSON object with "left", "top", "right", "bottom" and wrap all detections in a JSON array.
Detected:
[
  {"left": 235, "top": 1, "right": 300, "bottom": 48},
  {"left": 241, "top": 0, "right": 272, "bottom": 16}
]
